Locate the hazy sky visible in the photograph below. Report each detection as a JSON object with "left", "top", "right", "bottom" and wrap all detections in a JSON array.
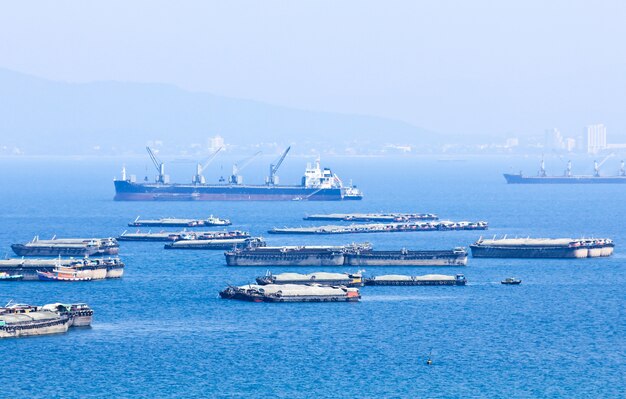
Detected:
[{"left": 1, "top": 1, "right": 625, "bottom": 138}]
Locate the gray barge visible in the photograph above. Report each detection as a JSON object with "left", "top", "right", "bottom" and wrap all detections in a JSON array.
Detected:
[
  {"left": 364, "top": 274, "right": 467, "bottom": 286},
  {"left": 470, "top": 238, "right": 614, "bottom": 258},
  {"left": 256, "top": 271, "right": 363, "bottom": 287},
  {"left": 128, "top": 215, "right": 231, "bottom": 227},
  {"left": 268, "top": 220, "right": 488, "bottom": 235},
  {"left": 0, "top": 258, "right": 125, "bottom": 281},
  {"left": 118, "top": 230, "right": 250, "bottom": 242},
  {"left": 164, "top": 237, "right": 265, "bottom": 250},
  {"left": 303, "top": 213, "right": 438, "bottom": 222},
  {"left": 11, "top": 237, "right": 119, "bottom": 257},
  {"left": 225, "top": 244, "right": 371, "bottom": 267},
  {"left": 219, "top": 284, "right": 361, "bottom": 302},
  {"left": 345, "top": 248, "right": 468, "bottom": 266}
]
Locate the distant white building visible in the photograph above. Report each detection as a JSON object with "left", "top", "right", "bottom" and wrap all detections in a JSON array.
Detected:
[
  {"left": 208, "top": 135, "right": 225, "bottom": 151},
  {"left": 585, "top": 124, "right": 607, "bottom": 154},
  {"left": 545, "top": 128, "right": 564, "bottom": 150}
]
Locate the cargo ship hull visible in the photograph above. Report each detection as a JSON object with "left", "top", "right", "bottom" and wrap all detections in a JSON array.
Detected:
[
  {"left": 504, "top": 174, "right": 626, "bottom": 184},
  {"left": 344, "top": 250, "right": 468, "bottom": 266},
  {"left": 470, "top": 245, "right": 589, "bottom": 258},
  {"left": 114, "top": 181, "right": 356, "bottom": 201},
  {"left": 226, "top": 253, "right": 346, "bottom": 267}
]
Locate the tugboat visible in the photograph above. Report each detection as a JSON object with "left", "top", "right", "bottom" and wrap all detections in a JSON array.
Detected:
[
  {"left": 0, "top": 272, "right": 23, "bottom": 281},
  {"left": 501, "top": 277, "right": 522, "bottom": 285}
]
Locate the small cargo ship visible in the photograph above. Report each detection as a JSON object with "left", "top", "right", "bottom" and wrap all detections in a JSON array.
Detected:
[
  {"left": 0, "top": 272, "right": 23, "bottom": 281},
  {"left": 256, "top": 271, "right": 363, "bottom": 287},
  {"left": 303, "top": 213, "right": 439, "bottom": 222},
  {"left": 269, "top": 221, "right": 488, "bottom": 235},
  {"left": 219, "top": 284, "right": 361, "bottom": 302},
  {"left": 364, "top": 274, "right": 467, "bottom": 286},
  {"left": 225, "top": 244, "right": 372, "bottom": 267},
  {"left": 504, "top": 159, "right": 626, "bottom": 184},
  {"left": 501, "top": 277, "right": 522, "bottom": 285},
  {"left": 11, "top": 237, "right": 119, "bottom": 257},
  {"left": 37, "top": 266, "right": 93, "bottom": 281},
  {"left": 128, "top": 215, "right": 231, "bottom": 227},
  {"left": 345, "top": 248, "right": 468, "bottom": 266},
  {"left": 114, "top": 148, "right": 363, "bottom": 201},
  {"left": 164, "top": 237, "right": 265, "bottom": 250},
  {"left": 470, "top": 237, "right": 614, "bottom": 258},
  {"left": 0, "top": 257, "right": 125, "bottom": 280},
  {"left": 118, "top": 229, "right": 250, "bottom": 242}
]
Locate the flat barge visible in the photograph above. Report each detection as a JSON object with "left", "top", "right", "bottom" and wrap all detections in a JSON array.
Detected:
[
  {"left": 303, "top": 213, "right": 438, "bottom": 222},
  {"left": 128, "top": 216, "right": 231, "bottom": 227},
  {"left": 118, "top": 230, "right": 250, "bottom": 242},
  {"left": 0, "top": 302, "right": 93, "bottom": 337},
  {"left": 470, "top": 238, "right": 614, "bottom": 258},
  {"left": 256, "top": 271, "right": 363, "bottom": 287},
  {"left": 364, "top": 273, "right": 467, "bottom": 286},
  {"left": 219, "top": 284, "right": 361, "bottom": 302},
  {"left": 11, "top": 237, "right": 119, "bottom": 257},
  {"left": 345, "top": 248, "right": 468, "bottom": 266},
  {"left": 268, "top": 220, "right": 487, "bottom": 235},
  {"left": 0, "top": 257, "right": 125, "bottom": 281},
  {"left": 226, "top": 244, "right": 468, "bottom": 267},
  {"left": 164, "top": 237, "right": 265, "bottom": 250}
]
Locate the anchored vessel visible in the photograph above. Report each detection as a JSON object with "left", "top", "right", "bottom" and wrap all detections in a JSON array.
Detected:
[
  {"left": 0, "top": 272, "right": 23, "bottom": 281},
  {"left": 504, "top": 158, "right": 626, "bottom": 184},
  {"left": 256, "top": 271, "right": 363, "bottom": 287},
  {"left": 114, "top": 147, "right": 362, "bottom": 201},
  {"left": 268, "top": 221, "right": 487, "bottom": 235},
  {"left": 470, "top": 238, "right": 614, "bottom": 258},
  {"left": 164, "top": 237, "right": 265, "bottom": 250},
  {"left": 128, "top": 216, "right": 231, "bottom": 227},
  {"left": 0, "top": 302, "right": 93, "bottom": 337},
  {"left": 0, "top": 257, "right": 125, "bottom": 281},
  {"left": 345, "top": 248, "right": 468, "bottom": 266},
  {"left": 364, "top": 274, "right": 467, "bottom": 286},
  {"left": 303, "top": 213, "right": 438, "bottom": 222},
  {"left": 11, "top": 237, "right": 119, "bottom": 257},
  {"left": 118, "top": 230, "right": 250, "bottom": 242},
  {"left": 219, "top": 284, "right": 361, "bottom": 302},
  {"left": 226, "top": 244, "right": 468, "bottom": 267}
]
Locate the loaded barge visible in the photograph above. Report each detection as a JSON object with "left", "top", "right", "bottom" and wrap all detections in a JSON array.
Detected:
[
  {"left": 470, "top": 238, "right": 614, "bottom": 258},
  {"left": 0, "top": 258, "right": 125, "bottom": 281},
  {"left": 303, "top": 213, "right": 438, "bottom": 222},
  {"left": 118, "top": 230, "right": 250, "bottom": 242},
  {"left": 268, "top": 221, "right": 487, "bottom": 235},
  {"left": 256, "top": 271, "right": 363, "bottom": 287},
  {"left": 164, "top": 237, "right": 265, "bottom": 250},
  {"left": 0, "top": 302, "right": 93, "bottom": 337},
  {"left": 11, "top": 237, "right": 119, "bottom": 257},
  {"left": 219, "top": 284, "right": 361, "bottom": 302},
  {"left": 226, "top": 244, "right": 468, "bottom": 267},
  {"left": 364, "top": 274, "right": 467, "bottom": 286},
  {"left": 128, "top": 216, "right": 231, "bottom": 227}
]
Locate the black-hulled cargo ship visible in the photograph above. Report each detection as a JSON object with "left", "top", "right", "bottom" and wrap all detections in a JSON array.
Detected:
[
  {"left": 470, "top": 237, "right": 614, "bottom": 258},
  {"left": 11, "top": 237, "right": 119, "bottom": 257},
  {"left": 114, "top": 148, "right": 362, "bottom": 201},
  {"left": 504, "top": 159, "right": 626, "bottom": 184}
]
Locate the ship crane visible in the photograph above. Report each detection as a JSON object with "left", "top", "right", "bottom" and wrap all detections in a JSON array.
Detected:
[
  {"left": 266, "top": 146, "right": 291, "bottom": 185},
  {"left": 193, "top": 146, "right": 223, "bottom": 184},
  {"left": 564, "top": 160, "right": 572, "bottom": 177},
  {"left": 146, "top": 146, "right": 167, "bottom": 184},
  {"left": 594, "top": 153, "right": 615, "bottom": 177},
  {"left": 230, "top": 151, "right": 262, "bottom": 184},
  {"left": 538, "top": 156, "right": 547, "bottom": 177},
  {"left": 620, "top": 160, "right": 625, "bottom": 176}
]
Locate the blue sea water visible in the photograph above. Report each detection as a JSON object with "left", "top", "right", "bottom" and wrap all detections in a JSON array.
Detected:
[{"left": 0, "top": 156, "right": 624, "bottom": 399}]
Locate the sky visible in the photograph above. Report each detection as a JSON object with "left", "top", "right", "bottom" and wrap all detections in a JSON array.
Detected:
[{"left": 1, "top": 0, "right": 626, "bottom": 139}]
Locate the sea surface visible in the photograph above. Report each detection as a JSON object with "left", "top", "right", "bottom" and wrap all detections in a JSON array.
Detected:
[{"left": 0, "top": 156, "right": 624, "bottom": 399}]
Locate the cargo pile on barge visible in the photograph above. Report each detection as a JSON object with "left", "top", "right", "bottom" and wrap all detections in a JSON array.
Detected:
[
  {"left": 256, "top": 271, "right": 363, "bottom": 287},
  {"left": 0, "top": 301, "right": 93, "bottom": 338},
  {"left": 470, "top": 237, "right": 614, "bottom": 258},
  {"left": 364, "top": 274, "right": 467, "bottom": 286},
  {"left": 219, "top": 284, "right": 361, "bottom": 302},
  {"left": 0, "top": 257, "right": 125, "bottom": 281},
  {"left": 118, "top": 230, "right": 250, "bottom": 242},
  {"left": 128, "top": 216, "right": 231, "bottom": 227},
  {"left": 11, "top": 237, "right": 119, "bottom": 257},
  {"left": 225, "top": 244, "right": 467, "bottom": 267},
  {"left": 268, "top": 220, "right": 487, "bottom": 235},
  {"left": 303, "top": 213, "right": 438, "bottom": 222}
]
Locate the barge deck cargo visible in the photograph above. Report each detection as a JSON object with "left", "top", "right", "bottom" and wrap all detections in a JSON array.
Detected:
[
  {"left": 268, "top": 221, "right": 487, "bottom": 235},
  {"left": 219, "top": 284, "right": 361, "bottom": 302},
  {"left": 118, "top": 230, "right": 250, "bottom": 242},
  {"left": 303, "top": 213, "right": 438, "bottom": 222},
  {"left": 364, "top": 274, "right": 467, "bottom": 286},
  {"left": 128, "top": 216, "right": 231, "bottom": 227},
  {"left": 470, "top": 238, "right": 614, "bottom": 258},
  {"left": 345, "top": 248, "right": 468, "bottom": 266},
  {"left": 0, "top": 258, "right": 125, "bottom": 281},
  {"left": 165, "top": 237, "right": 265, "bottom": 250},
  {"left": 256, "top": 271, "right": 363, "bottom": 287}
]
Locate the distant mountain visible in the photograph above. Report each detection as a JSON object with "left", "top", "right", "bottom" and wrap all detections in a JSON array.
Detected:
[{"left": 0, "top": 68, "right": 439, "bottom": 156}]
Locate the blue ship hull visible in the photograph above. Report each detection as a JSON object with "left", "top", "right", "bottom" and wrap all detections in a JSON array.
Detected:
[
  {"left": 114, "top": 180, "right": 361, "bottom": 201},
  {"left": 503, "top": 174, "right": 626, "bottom": 184}
]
